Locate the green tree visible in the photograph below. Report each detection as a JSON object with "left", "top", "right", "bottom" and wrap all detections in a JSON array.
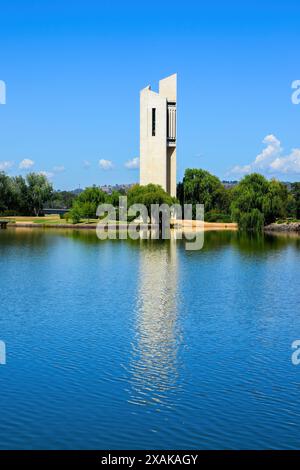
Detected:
[
  {"left": 106, "top": 190, "right": 123, "bottom": 207},
  {"left": 68, "top": 186, "right": 107, "bottom": 222},
  {"left": 0, "top": 173, "right": 31, "bottom": 215},
  {"left": 230, "top": 173, "right": 290, "bottom": 230},
  {"left": 238, "top": 209, "right": 265, "bottom": 232},
  {"left": 68, "top": 203, "right": 82, "bottom": 224},
  {"left": 127, "top": 184, "right": 175, "bottom": 215},
  {"left": 291, "top": 183, "right": 300, "bottom": 219},
  {"left": 178, "top": 168, "right": 231, "bottom": 219},
  {"left": 262, "top": 179, "right": 289, "bottom": 224},
  {"left": 46, "top": 190, "right": 77, "bottom": 209},
  {"left": 11, "top": 176, "right": 30, "bottom": 215},
  {"left": 26, "top": 173, "right": 53, "bottom": 216},
  {"left": 76, "top": 186, "right": 106, "bottom": 205},
  {"left": 0, "top": 172, "right": 13, "bottom": 213}
]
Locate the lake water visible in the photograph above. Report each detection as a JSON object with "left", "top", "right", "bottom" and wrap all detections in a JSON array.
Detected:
[{"left": 0, "top": 228, "right": 300, "bottom": 449}]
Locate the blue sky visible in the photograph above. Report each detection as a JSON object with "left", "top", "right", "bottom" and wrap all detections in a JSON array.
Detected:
[{"left": 0, "top": 0, "right": 300, "bottom": 189}]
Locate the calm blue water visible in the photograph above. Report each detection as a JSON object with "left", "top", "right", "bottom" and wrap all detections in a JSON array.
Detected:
[{"left": 0, "top": 228, "right": 300, "bottom": 449}]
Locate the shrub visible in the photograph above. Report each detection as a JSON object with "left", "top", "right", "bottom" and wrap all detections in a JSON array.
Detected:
[
  {"left": 68, "top": 206, "right": 81, "bottom": 224},
  {"left": 205, "top": 210, "right": 232, "bottom": 223},
  {"left": 59, "top": 212, "right": 70, "bottom": 221},
  {"left": 127, "top": 184, "right": 176, "bottom": 220}
]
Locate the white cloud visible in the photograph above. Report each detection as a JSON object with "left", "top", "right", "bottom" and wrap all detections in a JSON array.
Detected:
[
  {"left": 125, "top": 157, "right": 139, "bottom": 169},
  {"left": 253, "top": 135, "right": 282, "bottom": 169},
  {"left": 39, "top": 171, "right": 54, "bottom": 179},
  {"left": 83, "top": 160, "right": 91, "bottom": 169},
  {"left": 229, "top": 164, "right": 252, "bottom": 175},
  {"left": 0, "top": 161, "right": 14, "bottom": 171},
  {"left": 53, "top": 165, "right": 65, "bottom": 173},
  {"left": 99, "top": 159, "right": 114, "bottom": 170},
  {"left": 19, "top": 158, "right": 34, "bottom": 170},
  {"left": 270, "top": 149, "right": 300, "bottom": 174},
  {"left": 229, "top": 135, "right": 300, "bottom": 177}
]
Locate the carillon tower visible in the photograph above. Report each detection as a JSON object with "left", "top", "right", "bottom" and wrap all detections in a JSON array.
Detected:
[{"left": 140, "top": 74, "right": 177, "bottom": 197}]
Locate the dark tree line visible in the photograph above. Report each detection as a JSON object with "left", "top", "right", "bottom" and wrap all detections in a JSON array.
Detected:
[
  {"left": 1, "top": 168, "right": 299, "bottom": 230},
  {"left": 0, "top": 172, "right": 53, "bottom": 216}
]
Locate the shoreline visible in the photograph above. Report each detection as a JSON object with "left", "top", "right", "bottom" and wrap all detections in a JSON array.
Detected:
[
  {"left": 5, "top": 220, "right": 238, "bottom": 231},
  {"left": 4, "top": 219, "right": 300, "bottom": 234}
]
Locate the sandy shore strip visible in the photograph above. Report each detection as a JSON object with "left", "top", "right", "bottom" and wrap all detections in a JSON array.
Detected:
[{"left": 6, "top": 220, "right": 237, "bottom": 231}]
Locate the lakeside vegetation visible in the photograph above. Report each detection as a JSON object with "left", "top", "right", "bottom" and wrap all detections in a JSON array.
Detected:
[
  {"left": 0, "top": 172, "right": 53, "bottom": 216},
  {"left": 178, "top": 169, "right": 300, "bottom": 230},
  {"left": 1, "top": 169, "right": 300, "bottom": 231}
]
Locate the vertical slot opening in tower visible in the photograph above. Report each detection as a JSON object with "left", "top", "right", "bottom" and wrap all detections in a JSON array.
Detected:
[{"left": 152, "top": 108, "right": 156, "bottom": 136}]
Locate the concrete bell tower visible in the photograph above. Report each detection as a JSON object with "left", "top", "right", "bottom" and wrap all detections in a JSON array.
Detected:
[{"left": 140, "top": 74, "right": 177, "bottom": 197}]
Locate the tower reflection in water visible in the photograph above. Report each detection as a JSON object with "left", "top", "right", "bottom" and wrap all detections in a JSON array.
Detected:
[{"left": 128, "top": 232, "right": 182, "bottom": 408}]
